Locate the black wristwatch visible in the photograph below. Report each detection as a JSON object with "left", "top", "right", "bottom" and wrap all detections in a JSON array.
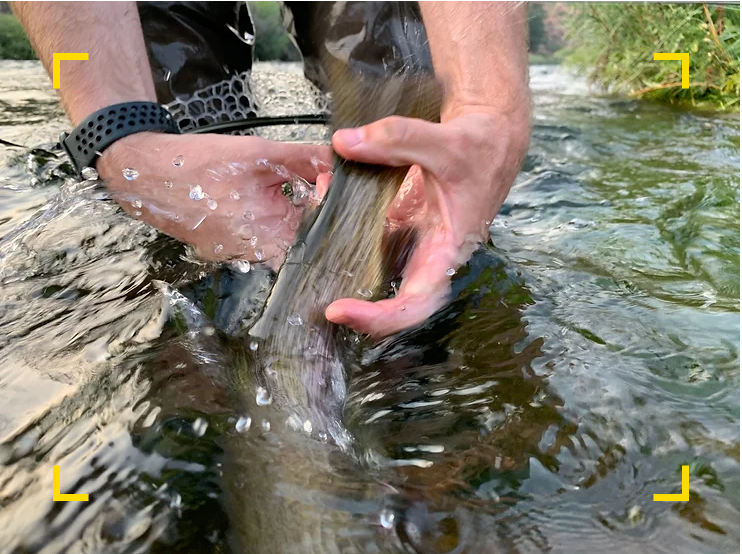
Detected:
[{"left": 60, "top": 102, "right": 180, "bottom": 178}]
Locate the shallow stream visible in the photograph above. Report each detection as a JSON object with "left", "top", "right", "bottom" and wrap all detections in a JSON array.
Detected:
[{"left": 0, "top": 61, "right": 738, "bottom": 553}]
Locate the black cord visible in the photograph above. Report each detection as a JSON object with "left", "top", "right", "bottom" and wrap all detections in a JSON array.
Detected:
[
  {"left": 0, "top": 137, "right": 26, "bottom": 149},
  {"left": 187, "top": 114, "right": 330, "bottom": 135}
]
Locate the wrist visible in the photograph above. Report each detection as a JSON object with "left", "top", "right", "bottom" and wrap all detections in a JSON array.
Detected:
[
  {"left": 443, "top": 93, "right": 530, "bottom": 129},
  {"left": 444, "top": 101, "right": 531, "bottom": 158},
  {"left": 62, "top": 102, "right": 178, "bottom": 177},
  {"left": 60, "top": 69, "right": 158, "bottom": 127},
  {"left": 67, "top": 90, "right": 158, "bottom": 127}
]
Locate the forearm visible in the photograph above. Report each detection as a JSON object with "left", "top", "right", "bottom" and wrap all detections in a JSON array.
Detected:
[
  {"left": 10, "top": 1, "right": 156, "bottom": 125},
  {"left": 420, "top": 1, "right": 530, "bottom": 121}
]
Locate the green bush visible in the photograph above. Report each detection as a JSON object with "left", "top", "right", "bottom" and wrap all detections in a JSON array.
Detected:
[
  {"left": 0, "top": 13, "right": 36, "bottom": 60},
  {"left": 563, "top": 3, "right": 739, "bottom": 110},
  {"left": 249, "top": 1, "right": 300, "bottom": 62}
]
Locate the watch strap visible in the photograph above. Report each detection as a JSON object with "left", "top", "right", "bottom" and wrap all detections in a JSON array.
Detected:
[{"left": 60, "top": 102, "right": 179, "bottom": 177}]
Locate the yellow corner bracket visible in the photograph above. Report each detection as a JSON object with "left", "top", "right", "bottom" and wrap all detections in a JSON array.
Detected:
[
  {"left": 52, "top": 53, "right": 89, "bottom": 89},
  {"left": 52, "top": 465, "right": 89, "bottom": 502},
  {"left": 654, "top": 465, "right": 689, "bottom": 502},
  {"left": 653, "top": 53, "right": 690, "bottom": 89}
]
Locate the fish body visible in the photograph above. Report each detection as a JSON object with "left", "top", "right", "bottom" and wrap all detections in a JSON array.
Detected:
[
  {"left": 222, "top": 59, "right": 441, "bottom": 554},
  {"left": 247, "top": 65, "right": 441, "bottom": 435}
]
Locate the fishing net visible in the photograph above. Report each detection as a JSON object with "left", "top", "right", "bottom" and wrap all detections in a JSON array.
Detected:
[{"left": 164, "top": 66, "right": 331, "bottom": 143}]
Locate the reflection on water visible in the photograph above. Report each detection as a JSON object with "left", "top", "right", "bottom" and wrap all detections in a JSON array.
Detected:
[{"left": 0, "top": 61, "right": 739, "bottom": 553}]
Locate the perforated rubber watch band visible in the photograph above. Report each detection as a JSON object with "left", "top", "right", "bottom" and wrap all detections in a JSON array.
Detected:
[{"left": 60, "top": 102, "right": 180, "bottom": 178}]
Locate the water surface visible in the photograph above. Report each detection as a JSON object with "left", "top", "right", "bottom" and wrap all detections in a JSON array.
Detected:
[{"left": 0, "top": 61, "right": 738, "bottom": 553}]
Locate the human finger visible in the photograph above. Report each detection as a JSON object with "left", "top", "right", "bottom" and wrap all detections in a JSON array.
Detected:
[
  {"left": 325, "top": 290, "right": 448, "bottom": 338},
  {"left": 332, "top": 117, "right": 453, "bottom": 176}
]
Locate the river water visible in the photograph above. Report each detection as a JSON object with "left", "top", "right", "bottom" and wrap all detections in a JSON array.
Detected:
[{"left": 0, "top": 61, "right": 738, "bottom": 553}]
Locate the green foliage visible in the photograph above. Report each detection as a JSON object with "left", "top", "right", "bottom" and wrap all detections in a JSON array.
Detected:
[
  {"left": 529, "top": 52, "right": 565, "bottom": 66},
  {"left": 248, "top": 1, "right": 300, "bottom": 62},
  {"left": 0, "top": 14, "right": 36, "bottom": 60},
  {"left": 563, "top": 3, "right": 740, "bottom": 110}
]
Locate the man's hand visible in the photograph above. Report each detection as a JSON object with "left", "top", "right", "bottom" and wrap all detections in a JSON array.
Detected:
[
  {"left": 323, "top": 2, "right": 531, "bottom": 337},
  {"left": 10, "top": 1, "right": 335, "bottom": 267},
  {"left": 325, "top": 106, "right": 530, "bottom": 337},
  {"left": 98, "top": 132, "right": 332, "bottom": 265}
]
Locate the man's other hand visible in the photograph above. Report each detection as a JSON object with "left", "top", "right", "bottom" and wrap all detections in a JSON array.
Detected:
[{"left": 325, "top": 106, "right": 530, "bottom": 337}]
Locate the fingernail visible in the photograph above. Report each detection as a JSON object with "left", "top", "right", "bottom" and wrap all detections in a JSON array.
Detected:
[
  {"left": 335, "top": 128, "right": 364, "bottom": 148},
  {"left": 325, "top": 306, "right": 348, "bottom": 325}
]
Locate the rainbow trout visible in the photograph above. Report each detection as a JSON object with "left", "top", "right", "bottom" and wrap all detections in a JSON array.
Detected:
[{"left": 221, "top": 61, "right": 441, "bottom": 553}]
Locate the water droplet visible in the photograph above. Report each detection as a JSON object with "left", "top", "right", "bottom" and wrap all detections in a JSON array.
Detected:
[
  {"left": 214, "top": 244, "right": 224, "bottom": 255},
  {"left": 164, "top": 180, "right": 173, "bottom": 189},
  {"left": 256, "top": 386, "right": 272, "bottom": 406},
  {"left": 122, "top": 167, "right": 139, "bottom": 180},
  {"left": 357, "top": 288, "right": 373, "bottom": 299},
  {"left": 230, "top": 190, "right": 241, "bottom": 200},
  {"left": 232, "top": 260, "right": 251, "bottom": 273},
  {"left": 249, "top": 340, "right": 258, "bottom": 352},
  {"left": 132, "top": 198, "right": 142, "bottom": 209},
  {"left": 173, "top": 155, "right": 185, "bottom": 167},
  {"left": 400, "top": 306, "right": 406, "bottom": 311},
  {"left": 170, "top": 492, "right": 182, "bottom": 508},
  {"left": 192, "top": 417, "right": 208, "bottom": 437},
  {"left": 250, "top": 236, "right": 259, "bottom": 247},
  {"left": 254, "top": 248, "right": 264, "bottom": 261},
  {"left": 243, "top": 210, "right": 255, "bottom": 221},
  {"left": 134, "top": 210, "right": 142, "bottom": 217},
  {"left": 303, "top": 420, "right": 313, "bottom": 434},
  {"left": 291, "top": 182, "right": 310, "bottom": 205},
  {"left": 318, "top": 432, "right": 328, "bottom": 442},
  {"left": 207, "top": 198, "right": 218, "bottom": 210},
  {"left": 203, "top": 325, "right": 215, "bottom": 336},
  {"left": 261, "top": 420, "right": 271, "bottom": 432},
  {"left": 81, "top": 166, "right": 99, "bottom": 180},
  {"left": 189, "top": 184, "right": 204, "bottom": 200},
  {"left": 380, "top": 509, "right": 396, "bottom": 529},
  {"left": 287, "top": 314, "right": 303, "bottom": 326},
  {"left": 446, "top": 267, "right": 456, "bottom": 276},
  {"left": 235, "top": 416, "right": 252, "bottom": 433},
  {"left": 226, "top": 210, "right": 233, "bottom": 218}
]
